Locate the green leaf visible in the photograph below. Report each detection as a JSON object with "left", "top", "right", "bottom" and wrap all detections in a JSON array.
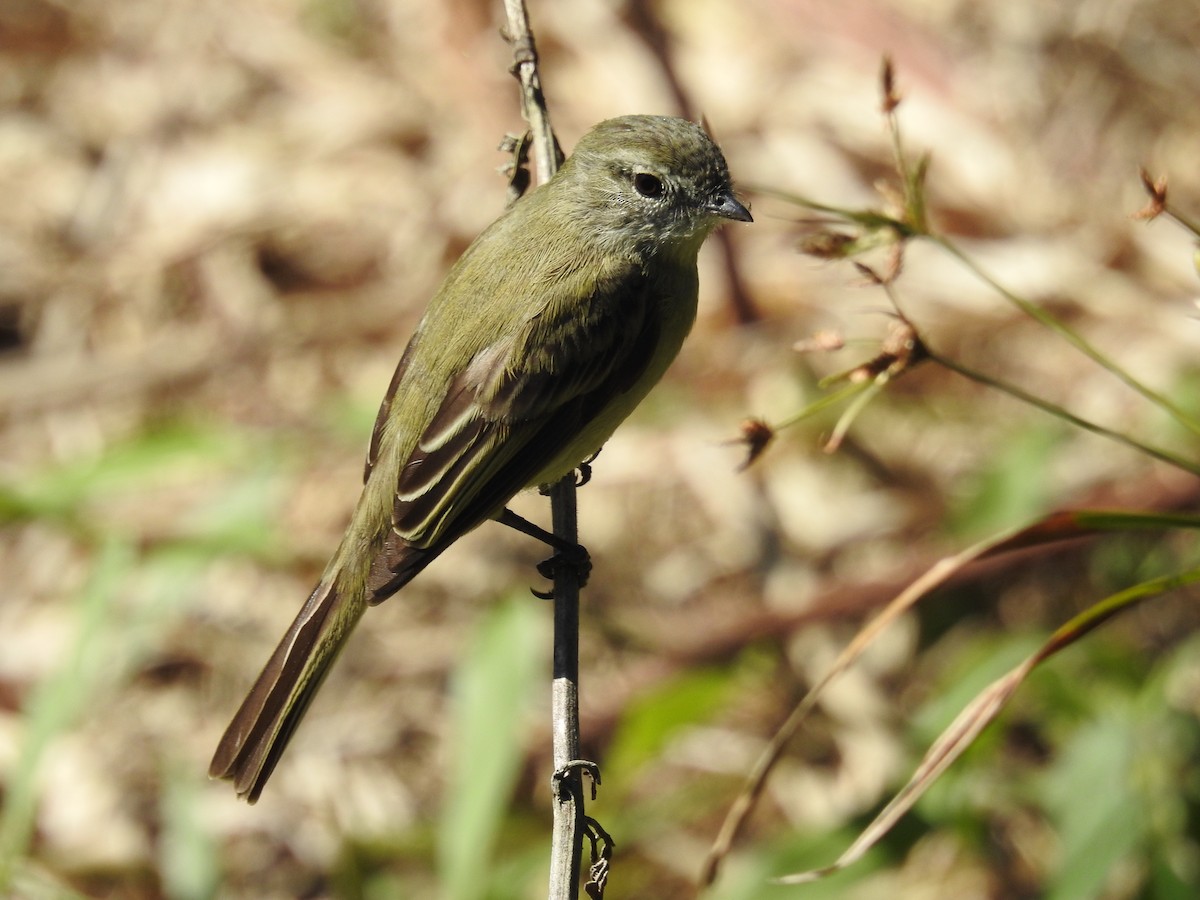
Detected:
[
  {"left": 438, "top": 596, "right": 547, "bottom": 900},
  {"left": 179, "top": 467, "right": 286, "bottom": 558},
  {"left": 0, "top": 540, "right": 133, "bottom": 890},
  {"left": 160, "top": 760, "right": 221, "bottom": 900},
  {"left": 948, "top": 423, "right": 1061, "bottom": 539},
  {"left": 605, "top": 667, "right": 734, "bottom": 782},
  {"left": 1042, "top": 713, "right": 1143, "bottom": 900},
  {"left": 0, "top": 423, "right": 250, "bottom": 522}
]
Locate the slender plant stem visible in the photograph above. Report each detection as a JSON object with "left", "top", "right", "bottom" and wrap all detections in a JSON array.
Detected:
[
  {"left": 501, "top": 2, "right": 589, "bottom": 898},
  {"left": 548, "top": 476, "right": 586, "bottom": 898},
  {"left": 1163, "top": 204, "right": 1200, "bottom": 239},
  {"left": 931, "top": 234, "right": 1200, "bottom": 438},
  {"left": 926, "top": 346, "right": 1200, "bottom": 478}
]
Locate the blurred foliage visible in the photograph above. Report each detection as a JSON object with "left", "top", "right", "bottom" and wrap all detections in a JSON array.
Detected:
[
  {"left": 440, "top": 597, "right": 546, "bottom": 900},
  {"left": 909, "top": 628, "right": 1200, "bottom": 900},
  {"left": 1, "top": 0, "right": 1199, "bottom": 898},
  {"left": 946, "top": 423, "right": 1063, "bottom": 539}
]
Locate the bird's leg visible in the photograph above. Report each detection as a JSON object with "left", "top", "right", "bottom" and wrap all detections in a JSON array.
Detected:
[
  {"left": 497, "top": 508, "right": 591, "bottom": 597},
  {"left": 497, "top": 507, "right": 584, "bottom": 555}
]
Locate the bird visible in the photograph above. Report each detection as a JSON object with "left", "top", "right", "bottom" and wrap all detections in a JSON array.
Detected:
[{"left": 209, "top": 114, "right": 751, "bottom": 802}]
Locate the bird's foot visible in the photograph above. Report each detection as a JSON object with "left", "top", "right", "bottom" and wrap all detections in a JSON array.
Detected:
[
  {"left": 531, "top": 543, "right": 591, "bottom": 598},
  {"left": 552, "top": 758, "right": 602, "bottom": 799}
]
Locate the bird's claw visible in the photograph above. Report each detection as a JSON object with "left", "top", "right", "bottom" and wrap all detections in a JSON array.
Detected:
[
  {"left": 539, "top": 450, "right": 601, "bottom": 495},
  {"left": 583, "top": 816, "right": 614, "bottom": 899},
  {"left": 574, "top": 458, "right": 593, "bottom": 487},
  {"left": 530, "top": 543, "right": 591, "bottom": 598},
  {"left": 553, "top": 758, "right": 602, "bottom": 799}
]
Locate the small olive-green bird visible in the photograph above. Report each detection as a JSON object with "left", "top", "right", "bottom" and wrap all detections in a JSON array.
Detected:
[{"left": 209, "top": 114, "right": 751, "bottom": 802}]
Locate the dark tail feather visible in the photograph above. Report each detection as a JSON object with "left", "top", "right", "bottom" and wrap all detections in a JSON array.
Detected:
[
  {"left": 211, "top": 537, "right": 439, "bottom": 802},
  {"left": 366, "top": 532, "right": 439, "bottom": 603},
  {"left": 209, "top": 578, "right": 363, "bottom": 803}
]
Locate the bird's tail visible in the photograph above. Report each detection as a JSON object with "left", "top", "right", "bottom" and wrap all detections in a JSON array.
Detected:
[{"left": 208, "top": 576, "right": 364, "bottom": 803}]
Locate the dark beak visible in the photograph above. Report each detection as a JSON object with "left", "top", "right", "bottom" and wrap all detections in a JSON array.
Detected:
[{"left": 707, "top": 191, "right": 753, "bottom": 223}]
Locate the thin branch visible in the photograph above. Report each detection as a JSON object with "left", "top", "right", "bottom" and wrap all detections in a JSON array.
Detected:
[
  {"left": 929, "top": 234, "right": 1200, "bottom": 440},
  {"left": 501, "top": 3, "right": 592, "bottom": 899},
  {"left": 924, "top": 344, "right": 1200, "bottom": 478},
  {"left": 504, "top": 0, "right": 559, "bottom": 178}
]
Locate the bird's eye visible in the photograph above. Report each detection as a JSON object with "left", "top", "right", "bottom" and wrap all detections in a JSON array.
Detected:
[{"left": 633, "top": 172, "right": 665, "bottom": 198}]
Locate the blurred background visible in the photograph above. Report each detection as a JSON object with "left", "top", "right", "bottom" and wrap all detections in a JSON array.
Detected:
[{"left": 2, "top": 0, "right": 1200, "bottom": 897}]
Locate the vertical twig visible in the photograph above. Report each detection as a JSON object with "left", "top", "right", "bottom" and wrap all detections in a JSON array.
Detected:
[
  {"left": 504, "top": 0, "right": 559, "bottom": 179},
  {"left": 547, "top": 479, "right": 586, "bottom": 900},
  {"left": 501, "top": 3, "right": 590, "bottom": 899}
]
